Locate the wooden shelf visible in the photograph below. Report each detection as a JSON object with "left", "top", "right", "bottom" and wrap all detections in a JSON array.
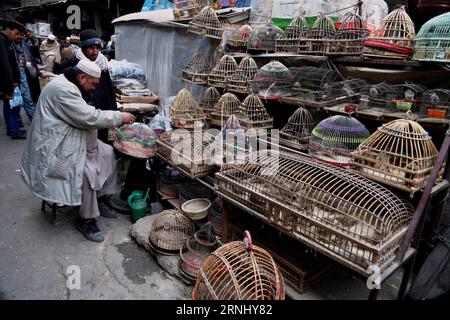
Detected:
[{"left": 229, "top": 52, "right": 328, "bottom": 61}]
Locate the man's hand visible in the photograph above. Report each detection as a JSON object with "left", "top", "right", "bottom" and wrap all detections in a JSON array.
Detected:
[{"left": 120, "top": 112, "right": 136, "bottom": 125}]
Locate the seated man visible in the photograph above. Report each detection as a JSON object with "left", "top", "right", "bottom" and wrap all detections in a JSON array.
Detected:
[{"left": 21, "top": 59, "right": 136, "bottom": 242}]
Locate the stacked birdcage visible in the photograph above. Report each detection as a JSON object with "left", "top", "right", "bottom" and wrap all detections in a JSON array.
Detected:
[
  {"left": 188, "top": 6, "right": 223, "bottom": 40},
  {"left": 208, "top": 54, "right": 238, "bottom": 88},
  {"left": 228, "top": 24, "right": 253, "bottom": 52},
  {"left": 322, "top": 78, "right": 370, "bottom": 103},
  {"left": 227, "top": 56, "right": 258, "bottom": 94},
  {"left": 290, "top": 67, "right": 340, "bottom": 101},
  {"left": 199, "top": 87, "right": 221, "bottom": 120},
  {"left": 275, "top": 17, "right": 309, "bottom": 53},
  {"left": 363, "top": 7, "right": 416, "bottom": 59},
  {"left": 192, "top": 231, "right": 285, "bottom": 300},
  {"left": 209, "top": 93, "right": 241, "bottom": 127},
  {"left": 247, "top": 24, "right": 285, "bottom": 53},
  {"left": 170, "top": 89, "right": 206, "bottom": 129},
  {"left": 385, "top": 82, "right": 428, "bottom": 119},
  {"left": 156, "top": 130, "right": 216, "bottom": 179},
  {"left": 279, "top": 106, "right": 314, "bottom": 151},
  {"left": 237, "top": 94, "right": 273, "bottom": 130},
  {"left": 181, "top": 52, "right": 210, "bottom": 85},
  {"left": 252, "top": 60, "right": 294, "bottom": 100},
  {"left": 414, "top": 12, "right": 450, "bottom": 63},
  {"left": 309, "top": 115, "right": 370, "bottom": 166},
  {"left": 358, "top": 82, "right": 403, "bottom": 117},
  {"left": 326, "top": 13, "right": 369, "bottom": 55},
  {"left": 351, "top": 119, "right": 442, "bottom": 196},
  {"left": 215, "top": 150, "right": 414, "bottom": 276},
  {"left": 179, "top": 222, "right": 218, "bottom": 281},
  {"left": 148, "top": 210, "right": 195, "bottom": 255},
  {"left": 173, "top": 0, "right": 209, "bottom": 20},
  {"left": 208, "top": 198, "right": 223, "bottom": 237},
  {"left": 298, "top": 15, "right": 336, "bottom": 55},
  {"left": 420, "top": 89, "right": 450, "bottom": 122}
]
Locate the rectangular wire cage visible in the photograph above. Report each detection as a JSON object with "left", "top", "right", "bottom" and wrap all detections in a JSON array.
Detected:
[
  {"left": 358, "top": 82, "right": 403, "bottom": 118},
  {"left": 215, "top": 150, "right": 413, "bottom": 276},
  {"left": 322, "top": 78, "right": 370, "bottom": 102},
  {"left": 419, "top": 89, "right": 450, "bottom": 123},
  {"left": 384, "top": 83, "right": 428, "bottom": 120},
  {"left": 290, "top": 67, "right": 341, "bottom": 101}
]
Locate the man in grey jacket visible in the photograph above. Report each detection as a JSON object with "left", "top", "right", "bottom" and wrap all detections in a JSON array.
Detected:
[{"left": 21, "top": 59, "right": 135, "bottom": 242}]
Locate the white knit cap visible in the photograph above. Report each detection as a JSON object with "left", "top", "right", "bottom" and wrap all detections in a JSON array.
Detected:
[
  {"left": 76, "top": 59, "right": 101, "bottom": 78},
  {"left": 47, "top": 33, "right": 55, "bottom": 40}
]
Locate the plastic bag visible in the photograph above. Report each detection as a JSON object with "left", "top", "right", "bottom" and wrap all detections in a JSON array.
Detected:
[{"left": 9, "top": 87, "right": 23, "bottom": 109}]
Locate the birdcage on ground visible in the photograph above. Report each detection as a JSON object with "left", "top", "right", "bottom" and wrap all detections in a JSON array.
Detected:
[
  {"left": 275, "top": 17, "right": 309, "bottom": 53},
  {"left": 208, "top": 54, "right": 238, "bottom": 88},
  {"left": 173, "top": 0, "right": 209, "bottom": 20},
  {"left": 290, "top": 67, "right": 340, "bottom": 101},
  {"left": 247, "top": 24, "right": 285, "bottom": 53},
  {"left": 228, "top": 24, "right": 253, "bottom": 52},
  {"left": 237, "top": 94, "right": 273, "bottom": 130},
  {"left": 188, "top": 6, "right": 223, "bottom": 40},
  {"left": 279, "top": 106, "right": 314, "bottom": 151},
  {"left": 252, "top": 60, "right": 294, "bottom": 101},
  {"left": 209, "top": 93, "right": 241, "bottom": 127},
  {"left": 199, "top": 87, "right": 221, "bottom": 120},
  {"left": 298, "top": 15, "right": 336, "bottom": 55},
  {"left": 414, "top": 12, "right": 450, "bottom": 63},
  {"left": 227, "top": 56, "right": 258, "bottom": 94},
  {"left": 181, "top": 52, "right": 210, "bottom": 85},
  {"left": 419, "top": 89, "right": 450, "bottom": 123},
  {"left": 170, "top": 88, "right": 206, "bottom": 129},
  {"left": 326, "top": 13, "right": 369, "bottom": 56}
]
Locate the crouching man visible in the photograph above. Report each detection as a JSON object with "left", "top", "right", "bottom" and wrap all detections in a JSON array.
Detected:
[{"left": 21, "top": 59, "right": 136, "bottom": 242}]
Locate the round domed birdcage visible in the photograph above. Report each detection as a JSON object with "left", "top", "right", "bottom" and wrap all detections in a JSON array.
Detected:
[
  {"left": 309, "top": 115, "right": 370, "bottom": 166},
  {"left": 298, "top": 15, "right": 336, "bottom": 54},
  {"left": 208, "top": 54, "right": 238, "bottom": 88},
  {"left": 209, "top": 93, "right": 241, "bottom": 127},
  {"left": 327, "top": 13, "right": 369, "bottom": 55},
  {"left": 170, "top": 89, "right": 206, "bottom": 129},
  {"left": 252, "top": 60, "right": 294, "bottom": 100},
  {"left": 182, "top": 52, "right": 210, "bottom": 85},
  {"left": 208, "top": 198, "right": 223, "bottom": 236},
  {"left": 227, "top": 56, "right": 258, "bottom": 94},
  {"left": 228, "top": 24, "right": 253, "bottom": 50},
  {"left": 237, "top": 94, "right": 273, "bottom": 130},
  {"left": 351, "top": 119, "right": 441, "bottom": 196},
  {"left": 188, "top": 6, "right": 223, "bottom": 40},
  {"left": 200, "top": 87, "right": 221, "bottom": 119},
  {"left": 275, "top": 16, "right": 309, "bottom": 53},
  {"left": 179, "top": 222, "right": 218, "bottom": 281},
  {"left": 420, "top": 89, "right": 450, "bottom": 122},
  {"left": 192, "top": 231, "right": 285, "bottom": 300},
  {"left": 414, "top": 12, "right": 450, "bottom": 63},
  {"left": 290, "top": 66, "right": 340, "bottom": 101},
  {"left": 149, "top": 209, "right": 196, "bottom": 254},
  {"left": 363, "top": 7, "right": 415, "bottom": 59},
  {"left": 113, "top": 123, "right": 158, "bottom": 159},
  {"left": 247, "top": 24, "right": 285, "bottom": 53},
  {"left": 173, "top": 0, "right": 209, "bottom": 19},
  {"left": 279, "top": 106, "right": 314, "bottom": 151}
]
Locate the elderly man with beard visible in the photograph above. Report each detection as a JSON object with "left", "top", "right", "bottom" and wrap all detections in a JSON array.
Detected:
[{"left": 39, "top": 33, "right": 61, "bottom": 73}]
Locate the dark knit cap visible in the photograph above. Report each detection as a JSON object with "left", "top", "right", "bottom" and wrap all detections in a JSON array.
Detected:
[{"left": 80, "top": 29, "right": 102, "bottom": 48}]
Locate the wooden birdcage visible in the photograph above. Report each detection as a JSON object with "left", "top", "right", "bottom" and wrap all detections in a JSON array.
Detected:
[
  {"left": 181, "top": 52, "right": 210, "bottom": 85},
  {"left": 228, "top": 24, "right": 253, "bottom": 50},
  {"left": 420, "top": 89, "right": 450, "bottom": 122},
  {"left": 326, "top": 13, "right": 369, "bottom": 55},
  {"left": 188, "top": 6, "right": 223, "bottom": 40},
  {"left": 199, "top": 87, "right": 221, "bottom": 119},
  {"left": 192, "top": 231, "right": 285, "bottom": 300},
  {"left": 148, "top": 209, "right": 195, "bottom": 254},
  {"left": 208, "top": 198, "right": 223, "bottom": 236},
  {"left": 247, "top": 24, "right": 285, "bottom": 53},
  {"left": 309, "top": 115, "right": 370, "bottom": 166},
  {"left": 275, "top": 17, "right": 309, "bottom": 53},
  {"left": 414, "top": 12, "right": 450, "bottom": 63},
  {"left": 209, "top": 93, "right": 241, "bottom": 127},
  {"left": 252, "top": 60, "right": 294, "bottom": 100},
  {"left": 173, "top": 0, "right": 209, "bottom": 20},
  {"left": 208, "top": 54, "right": 238, "bottom": 88},
  {"left": 156, "top": 130, "right": 216, "bottom": 179},
  {"left": 237, "top": 94, "right": 273, "bottom": 130},
  {"left": 290, "top": 67, "right": 340, "bottom": 101},
  {"left": 227, "top": 56, "right": 258, "bottom": 94},
  {"left": 215, "top": 150, "right": 414, "bottom": 276},
  {"left": 179, "top": 222, "right": 218, "bottom": 281},
  {"left": 350, "top": 119, "right": 442, "bottom": 196},
  {"left": 170, "top": 89, "right": 206, "bottom": 129},
  {"left": 298, "top": 15, "right": 336, "bottom": 55},
  {"left": 279, "top": 106, "right": 314, "bottom": 151},
  {"left": 363, "top": 7, "right": 416, "bottom": 59}
]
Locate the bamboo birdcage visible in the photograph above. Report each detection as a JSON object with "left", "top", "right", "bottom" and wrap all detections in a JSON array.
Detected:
[
  {"left": 192, "top": 231, "right": 285, "bottom": 300},
  {"left": 350, "top": 119, "right": 442, "bottom": 196},
  {"left": 237, "top": 94, "right": 273, "bottom": 130},
  {"left": 363, "top": 7, "right": 416, "bottom": 59},
  {"left": 209, "top": 93, "right": 241, "bottom": 127},
  {"left": 279, "top": 106, "right": 315, "bottom": 151},
  {"left": 181, "top": 52, "right": 210, "bottom": 85},
  {"left": 208, "top": 198, "right": 223, "bottom": 236},
  {"left": 252, "top": 60, "right": 294, "bottom": 100},
  {"left": 420, "top": 89, "right": 450, "bottom": 122},
  {"left": 228, "top": 24, "right": 253, "bottom": 50},
  {"left": 173, "top": 0, "right": 209, "bottom": 20},
  {"left": 309, "top": 115, "right": 370, "bottom": 166},
  {"left": 298, "top": 15, "right": 336, "bottom": 55},
  {"left": 208, "top": 54, "right": 238, "bottom": 88},
  {"left": 148, "top": 209, "right": 195, "bottom": 254},
  {"left": 326, "top": 13, "right": 369, "bottom": 56},
  {"left": 290, "top": 67, "right": 340, "bottom": 101},
  {"left": 227, "top": 56, "right": 258, "bottom": 94},
  {"left": 199, "top": 87, "right": 221, "bottom": 119},
  {"left": 247, "top": 24, "right": 285, "bottom": 53},
  {"left": 170, "top": 89, "right": 206, "bottom": 129},
  {"left": 156, "top": 130, "right": 216, "bottom": 179},
  {"left": 414, "top": 12, "right": 450, "bottom": 63},
  {"left": 215, "top": 150, "right": 414, "bottom": 276},
  {"left": 275, "top": 17, "right": 309, "bottom": 53},
  {"left": 188, "top": 6, "right": 223, "bottom": 40}
]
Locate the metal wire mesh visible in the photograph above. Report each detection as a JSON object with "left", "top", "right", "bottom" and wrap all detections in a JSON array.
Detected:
[
  {"left": 182, "top": 52, "right": 210, "bottom": 85},
  {"left": 290, "top": 67, "right": 340, "bottom": 101},
  {"left": 247, "top": 24, "right": 285, "bottom": 53},
  {"left": 322, "top": 78, "right": 370, "bottom": 102},
  {"left": 252, "top": 60, "right": 294, "bottom": 100},
  {"left": 279, "top": 106, "right": 314, "bottom": 151},
  {"left": 414, "top": 12, "right": 450, "bottom": 62},
  {"left": 188, "top": 6, "right": 224, "bottom": 40},
  {"left": 227, "top": 56, "right": 258, "bottom": 94},
  {"left": 420, "top": 89, "right": 450, "bottom": 121},
  {"left": 170, "top": 88, "right": 206, "bottom": 129},
  {"left": 208, "top": 54, "right": 238, "bottom": 88}
]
